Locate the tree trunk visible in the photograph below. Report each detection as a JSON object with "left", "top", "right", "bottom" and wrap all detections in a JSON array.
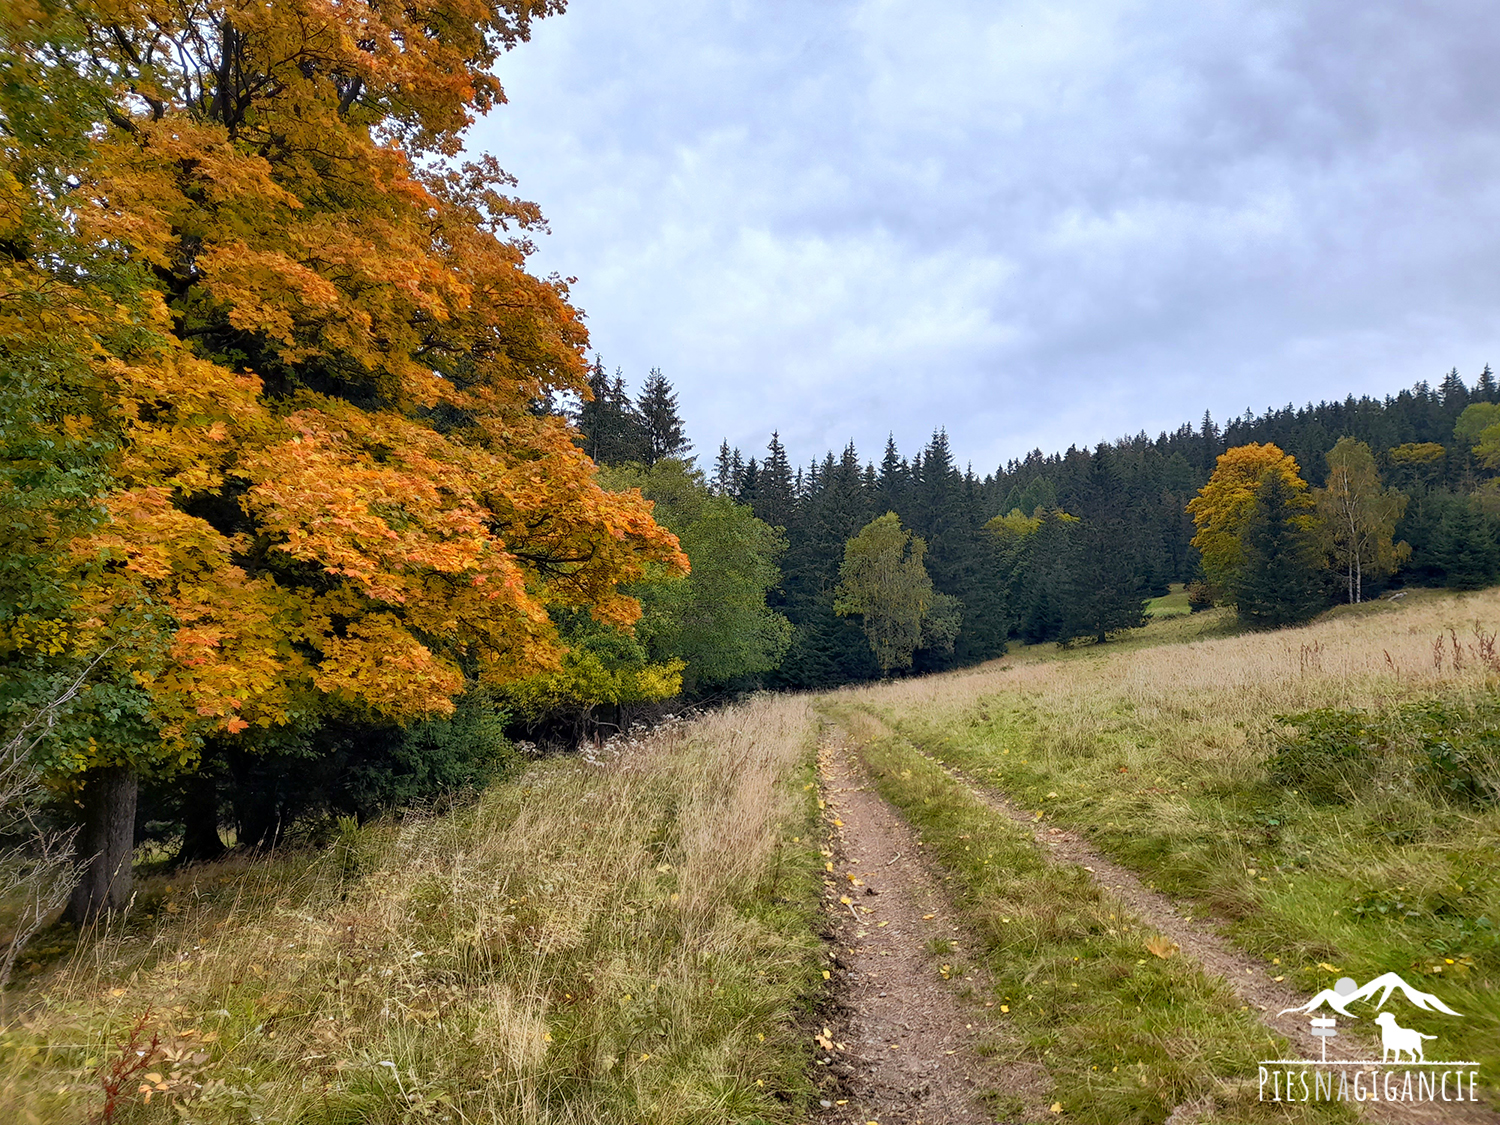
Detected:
[
  {"left": 176, "top": 770, "right": 226, "bottom": 864},
  {"left": 64, "top": 765, "right": 138, "bottom": 923}
]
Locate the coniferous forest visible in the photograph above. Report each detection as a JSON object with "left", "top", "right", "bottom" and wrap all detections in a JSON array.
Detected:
[{"left": 576, "top": 362, "right": 1500, "bottom": 693}]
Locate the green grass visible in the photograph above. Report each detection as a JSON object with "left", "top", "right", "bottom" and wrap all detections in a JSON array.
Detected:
[
  {"left": 1145, "top": 584, "right": 1192, "bottom": 618},
  {"left": 821, "top": 703, "right": 1349, "bottom": 1125},
  {"left": 846, "top": 599, "right": 1500, "bottom": 1094}
]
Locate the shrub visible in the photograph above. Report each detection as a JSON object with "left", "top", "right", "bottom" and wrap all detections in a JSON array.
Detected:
[
  {"left": 1269, "top": 697, "right": 1500, "bottom": 808},
  {"left": 1267, "top": 708, "right": 1385, "bottom": 805}
]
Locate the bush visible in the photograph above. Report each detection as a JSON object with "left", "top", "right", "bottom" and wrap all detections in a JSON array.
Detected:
[
  {"left": 1267, "top": 709, "right": 1385, "bottom": 805},
  {"left": 1185, "top": 580, "right": 1214, "bottom": 612},
  {"left": 1401, "top": 698, "right": 1500, "bottom": 806},
  {"left": 1269, "top": 697, "right": 1500, "bottom": 808}
]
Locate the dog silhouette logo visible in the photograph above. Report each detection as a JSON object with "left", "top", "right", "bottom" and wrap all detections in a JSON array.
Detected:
[
  {"left": 1373, "top": 1012, "right": 1437, "bottom": 1063},
  {"left": 1259, "top": 969, "right": 1482, "bottom": 1103}
]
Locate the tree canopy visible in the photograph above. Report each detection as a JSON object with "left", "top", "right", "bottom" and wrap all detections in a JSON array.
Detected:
[
  {"left": 834, "top": 513, "right": 957, "bottom": 674},
  {"left": 2, "top": 0, "right": 685, "bottom": 914},
  {"left": 1187, "top": 443, "right": 1309, "bottom": 600}
]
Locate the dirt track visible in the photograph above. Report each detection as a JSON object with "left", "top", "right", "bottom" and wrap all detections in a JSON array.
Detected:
[
  {"left": 813, "top": 709, "right": 1499, "bottom": 1125},
  {"left": 814, "top": 735, "right": 1050, "bottom": 1124}
]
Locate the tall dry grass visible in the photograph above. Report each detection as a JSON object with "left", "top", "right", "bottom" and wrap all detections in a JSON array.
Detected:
[
  {"left": 844, "top": 588, "right": 1500, "bottom": 779},
  {"left": 0, "top": 693, "right": 823, "bottom": 1124}
]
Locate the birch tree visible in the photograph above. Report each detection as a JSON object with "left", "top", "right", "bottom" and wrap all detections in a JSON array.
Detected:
[{"left": 1315, "top": 438, "right": 1409, "bottom": 603}]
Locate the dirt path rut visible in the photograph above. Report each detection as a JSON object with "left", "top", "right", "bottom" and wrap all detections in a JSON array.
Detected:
[{"left": 815, "top": 737, "right": 1050, "bottom": 1124}]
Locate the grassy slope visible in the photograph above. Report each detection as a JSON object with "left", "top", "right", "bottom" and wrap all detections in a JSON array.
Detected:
[
  {"left": 1, "top": 696, "right": 827, "bottom": 1125},
  {"left": 839, "top": 587, "right": 1500, "bottom": 1099}
]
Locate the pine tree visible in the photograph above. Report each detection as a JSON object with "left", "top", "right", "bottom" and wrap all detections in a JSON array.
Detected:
[
  {"left": 636, "top": 368, "right": 691, "bottom": 465},
  {"left": 1434, "top": 499, "right": 1500, "bottom": 589},
  {"left": 576, "top": 359, "right": 649, "bottom": 464},
  {"left": 1476, "top": 365, "right": 1498, "bottom": 403},
  {"left": 711, "top": 440, "right": 744, "bottom": 496},
  {"left": 1439, "top": 367, "right": 1469, "bottom": 408},
  {"left": 1233, "top": 472, "right": 1326, "bottom": 628},
  {"left": 877, "top": 435, "right": 908, "bottom": 516}
]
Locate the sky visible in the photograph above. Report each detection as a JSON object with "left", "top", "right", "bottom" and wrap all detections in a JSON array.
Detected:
[{"left": 469, "top": 0, "right": 1500, "bottom": 474}]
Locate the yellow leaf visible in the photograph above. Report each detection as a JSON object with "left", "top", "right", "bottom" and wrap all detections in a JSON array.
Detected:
[
  {"left": 1145, "top": 936, "right": 1178, "bottom": 959},
  {"left": 144, "top": 1073, "right": 164, "bottom": 1084},
  {"left": 1051, "top": 1102, "right": 1064, "bottom": 1113},
  {"left": 1318, "top": 962, "right": 1340, "bottom": 973}
]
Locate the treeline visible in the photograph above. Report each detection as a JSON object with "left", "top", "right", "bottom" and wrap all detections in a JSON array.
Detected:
[{"left": 576, "top": 365, "right": 1500, "bottom": 694}]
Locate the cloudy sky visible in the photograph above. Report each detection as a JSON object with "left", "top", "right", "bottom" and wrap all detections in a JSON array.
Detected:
[{"left": 470, "top": 0, "right": 1500, "bottom": 473}]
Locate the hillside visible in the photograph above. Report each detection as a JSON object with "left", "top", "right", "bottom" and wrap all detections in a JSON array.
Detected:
[{"left": 4, "top": 591, "right": 1499, "bottom": 1123}]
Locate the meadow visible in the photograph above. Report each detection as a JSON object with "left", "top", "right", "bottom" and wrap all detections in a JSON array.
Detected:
[
  {"left": 834, "top": 586, "right": 1500, "bottom": 1117},
  {"left": 3, "top": 590, "right": 1498, "bottom": 1123}
]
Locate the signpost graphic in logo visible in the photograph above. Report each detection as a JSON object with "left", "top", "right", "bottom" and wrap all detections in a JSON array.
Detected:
[{"left": 1259, "top": 971, "right": 1482, "bottom": 1104}]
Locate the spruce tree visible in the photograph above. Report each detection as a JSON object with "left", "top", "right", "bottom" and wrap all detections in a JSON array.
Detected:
[
  {"left": 1233, "top": 471, "right": 1326, "bottom": 628},
  {"left": 752, "top": 433, "right": 796, "bottom": 530},
  {"left": 636, "top": 368, "right": 691, "bottom": 465},
  {"left": 1434, "top": 499, "right": 1500, "bottom": 589},
  {"left": 576, "top": 359, "right": 648, "bottom": 464},
  {"left": 711, "top": 440, "right": 738, "bottom": 496},
  {"left": 1475, "top": 365, "right": 1498, "bottom": 403},
  {"left": 1057, "top": 449, "right": 1148, "bottom": 644}
]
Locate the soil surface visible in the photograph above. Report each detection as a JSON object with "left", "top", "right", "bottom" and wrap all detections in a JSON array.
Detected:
[{"left": 813, "top": 735, "right": 1051, "bottom": 1125}]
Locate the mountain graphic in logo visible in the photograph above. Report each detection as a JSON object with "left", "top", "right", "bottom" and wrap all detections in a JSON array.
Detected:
[{"left": 1278, "top": 972, "right": 1461, "bottom": 1018}]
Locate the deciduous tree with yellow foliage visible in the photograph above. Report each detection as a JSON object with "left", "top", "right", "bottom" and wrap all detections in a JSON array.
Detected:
[
  {"left": 1186, "top": 443, "right": 1311, "bottom": 601},
  {"left": 1, "top": 0, "right": 684, "bottom": 917}
]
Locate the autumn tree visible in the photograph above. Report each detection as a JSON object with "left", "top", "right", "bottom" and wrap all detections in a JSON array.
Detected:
[
  {"left": 3, "top": 0, "right": 685, "bottom": 917},
  {"left": 1456, "top": 403, "right": 1500, "bottom": 471},
  {"left": 1387, "top": 442, "right": 1447, "bottom": 492},
  {"left": 1232, "top": 472, "right": 1326, "bottom": 628},
  {"left": 1314, "top": 438, "right": 1409, "bottom": 603},
  {"left": 1186, "top": 443, "right": 1311, "bottom": 601},
  {"left": 834, "top": 513, "right": 959, "bottom": 674}
]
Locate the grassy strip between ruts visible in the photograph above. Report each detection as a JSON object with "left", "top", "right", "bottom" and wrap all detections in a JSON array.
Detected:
[
  {"left": 1, "top": 694, "right": 830, "bottom": 1125},
  {"left": 822, "top": 702, "right": 1352, "bottom": 1125}
]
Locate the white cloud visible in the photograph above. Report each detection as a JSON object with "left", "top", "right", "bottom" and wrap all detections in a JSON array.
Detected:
[{"left": 472, "top": 0, "right": 1500, "bottom": 472}]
